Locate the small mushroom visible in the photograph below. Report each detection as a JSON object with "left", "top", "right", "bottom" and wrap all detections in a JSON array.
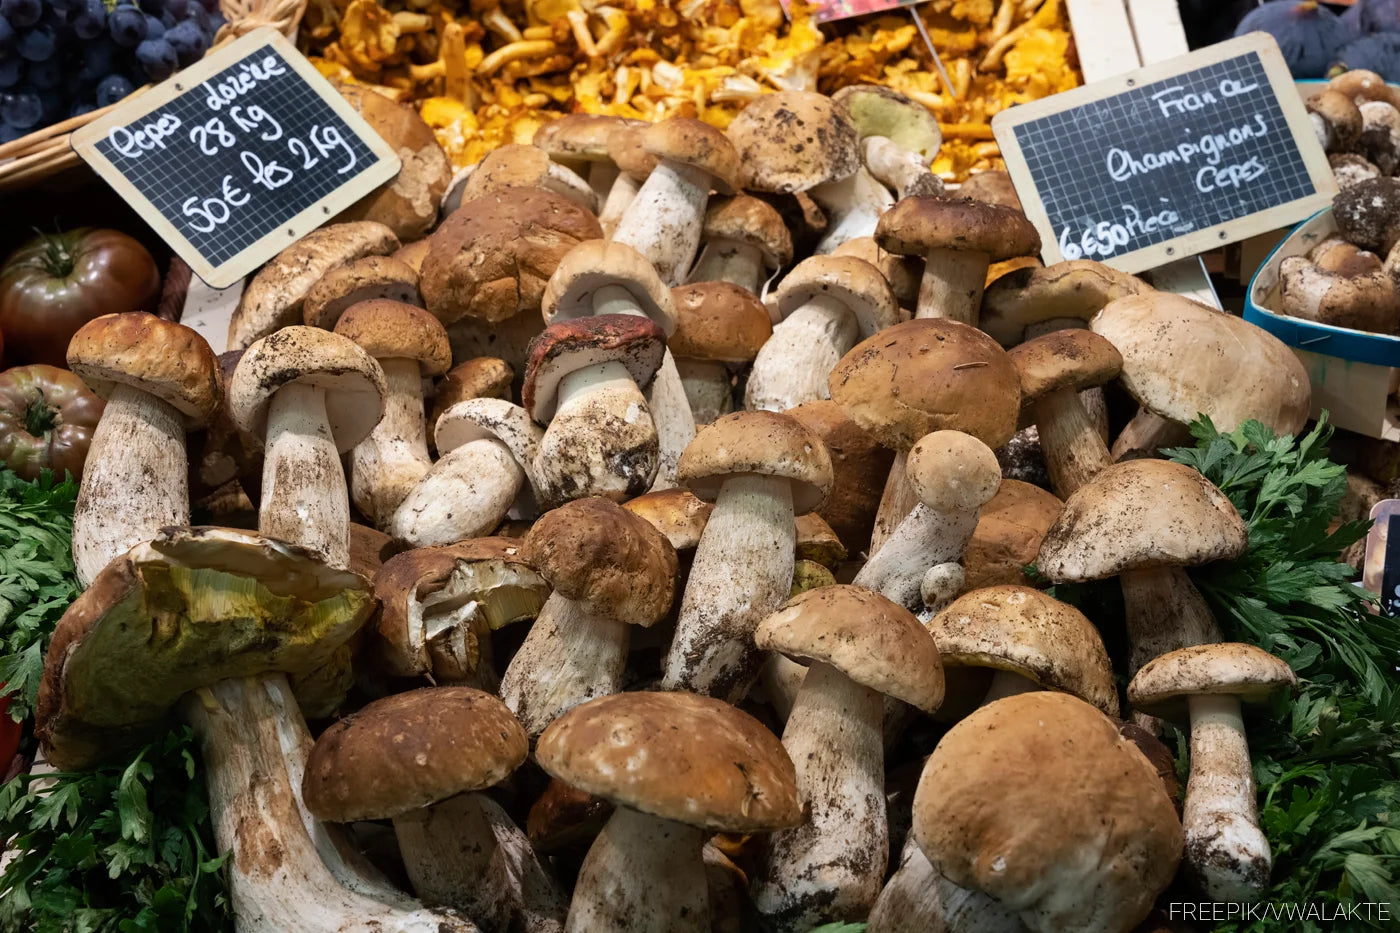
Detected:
[
  {"left": 1333, "top": 176, "right": 1400, "bottom": 254},
  {"left": 1329, "top": 152, "right": 1381, "bottom": 189},
  {"left": 980, "top": 259, "right": 1151, "bottom": 347},
  {"left": 1358, "top": 100, "right": 1400, "bottom": 175},
  {"left": 1327, "top": 68, "right": 1400, "bottom": 109},
  {"left": 831, "top": 236, "right": 922, "bottom": 310},
  {"left": 1305, "top": 88, "right": 1363, "bottom": 152},
  {"left": 685, "top": 195, "right": 794, "bottom": 293},
  {"left": 962, "top": 479, "right": 1063, "bottom": 591},
  {"left": 430, "top": 356, "right": 514, "bottom": 429},
  {"left": 668, "top": 281, "right": 772, "bottom": 424},
  {"left": 393, "top": 238, "right": 432, "bottom": 275},
  {"left": 1279, "top": 255, "right": 1400, "bottom": 332},
  {"left": 462, "top": 143, "right": 598, "bottom": 212},
  {"left": 600, "top": 122, "right": 657, "bottom": 238},
  {"left": 302, "top": 256, "right": 421, "bottom": 330},
  {"left": 957, "top": 169, "right": 1024, "bottom": 211},
  {"left": 534, "top": 113, "right": 643, "bottom": 205},
  {"left": 1129, "top": 644, "right": 1297, "bottom": 902},
  {"left": 834, "top": 84, "right": 944, "bottom": 199},
  {"left": 1309, "top": 235, "right": 1384, "bottom": 275},
  {"left": 623, "top": 486, "right": 714, "bottom": 552},
  {"left": 787, "top": 399, "right": 896, "bottom": 554}
]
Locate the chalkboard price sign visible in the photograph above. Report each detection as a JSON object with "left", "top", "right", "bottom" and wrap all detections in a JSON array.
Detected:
[
  {"left": 993, "top": 32, "right": 1336, "bottom": 275},
  {"left": 72, "top": 28, "right": 400, "bottom": 288}
]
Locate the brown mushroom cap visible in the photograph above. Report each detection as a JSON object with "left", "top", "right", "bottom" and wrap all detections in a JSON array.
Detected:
[
  {"left": 787, "top": 399, "right": 894, "bottom": 553},
  {"left": 957, "top": 170, "right": 1024, "bottom": 212},
  {"left": 913, "top": 691, "right": 1183, "bottom": 933},
  {"left": 1009, "top": 329, "right": 1123, "bottom": 402},
  {"left": 832, "top": 84, "right": 941, "bottom": 161},
  {"left": 302, "top": 255, "right": 421, "bottom": 331},
  {"left": 461, "top": 143, "right": 596, "bottom": 210},
  {"left": 393, "top": 239, "right": 432, "bottom": 275},
  {"left": 521, "top": 314, "right": 666, "bottom": 422},
  {"left": 726, "top": 91, "right": 861, "bottom": 193},
  {"left": 962, "top": 480, "right": 1063, "bottom": 591},
  {"left": 541, "top": 240, "right": 677, "bottom": 333},
  {"left": 668, "top": 281, "right": 773, "bottom": 363},
  {"left": 643, "top": 117, "right": 741, "bottom": 193},
  {"left": 678, "top": 410, "right": 834, "bottom": 515},
  {"left": 302, "top": 686, "right": 527, "bottom": 822},
  {"left": 334, "top": 300, "right": 451, "bottom": 375},
  {"left": 831, "top": 236, "right": 922, "bottom": 307},
  {"left": 775, "top": 255, "right": 900, "bottom": 338},
  {"left": 702, "top": 195, "right": 795, "bottom": 269},
  {"left": 1310, "top": 236, "right": 1384, "bottom": 276},
  {"left": 906, "top": 430, "right": 1002, "bottom": 512},
  {"left": 430, "top": 357, "right": 514, "bottom": 427},
  {"left": 1128, "top": 643, "right": 1297, "bottom": 722},
  {"left": 420, "top": 186, "right": 602, "bottom": 325},
  {"left": 67, "top": 313, "right": 221, "bottom": 429},
  {"left": 1328, "top": 68, "right": 1400, "bottom": 108},
  {"left": 536, "top": 691, "right": 801, "bottom": 833},
  {"left": 829, "top": 318, "right": 1021, "bottom": 450},
  {"left": 607, "top": 122, "right": 660, "bottom": 179},
  {"left": 534, "top": 113, "right": 641, "bottom": 162},
  {"left": 756, "top": 584, "right": 944, "bottom": 711},
  {"left": 795, "top": 513, "right": 846, "bottom": 567},
  {"left": 928, "top": 586, "right": 1118, "bottom": 716},
  {"left": 1333, "top": 176, "right": 1400, "bottom": 254},
  {"left": 1279, "top": 256, "right": 1400, "bottom": 333},
  {"left": 1037, "top": 459, "right": 1247, "bottom": 582},
  {"left": 523, "top": 497, "right": 678, "bottom": 627},
  {"left": 1307, "top": 89, "right": 1364, "bottom": 151},
  {"left": 876, "top": 196, "right": 1040, "bottom": 262},
  {"left": 623, "top": 488, "right": 713, "bottom": 551},
  {"left": 1330, "top": 152, "right": 1381, "bottom": 189},
  {"left": 980, "top": 259, "right": 1150, "bottom": 347}
]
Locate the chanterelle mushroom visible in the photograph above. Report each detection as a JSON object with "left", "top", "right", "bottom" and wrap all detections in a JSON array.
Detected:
[
  {"left": 668, "top": 281, "right": 772, "bottom": 425},
  {"left": 686, "top": 195, "right": 794, "bottom": 293},
  {"left": 750, "top": 585, "right": 944, "bottom": 930},
  {"left": 536, "top": 691, "right": 801, "bottom": 933},
  {"left": 66, "top": 313, "right": 220, "bottom": 586},
  {"left": 1129, "top": 644, "right": 1296, "bottom": 903}
]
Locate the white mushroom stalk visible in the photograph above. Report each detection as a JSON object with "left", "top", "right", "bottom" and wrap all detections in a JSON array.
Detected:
[
  {"left": 1109, "top": 408, "right": 1191, "bottom": 461},
  {"left": 676, "top": 358, "right": 734, "bottom": 425},
  {"left": 868, "top": 837, "right": 1025, "bottom": 933},
  {"left": 613, "top": 161, "right": 712, "bottom": 285},
  {"left": 1034, "top": 387, "right": 1111, "bottom": 496},
  {"left": 261, "top": 382, "right": 353, "bottom": 569},
  {"left": 811, "top": 167, "right": 896, "bottom": 254},
  {"left": 863, "top": 137, "right": 943, "bottom": 199},
  {"left": 746, "top": 296, "right": 859, "bottom": 411},
  {"left": 567, "top": 807, "right": 710, "bottom": 931},
  {"left": 350, "top": 357, "right": 432, "bottom": 525},
  {"left": 688, "top": 236, "right": 767, "bottom": 292},
  {"left": 599, "top": 172, "right": 642, "bottom": 239},
  {"left": 1119, "top": 566, "right": 1223, "bottom": 673}
]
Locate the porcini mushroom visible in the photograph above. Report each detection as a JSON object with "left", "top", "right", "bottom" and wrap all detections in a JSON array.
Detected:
[
  {"left": 500, "top": 497, "right": 676, "bottom": 735},
  {"left": 461, "top": 143, "right": 598, "bottom": 212},
  {"left": 1305, "top": 88, "right": 1363, "bottom": 152},
  {"left": 1359, "top": 100, "right": 1400, "bottom": 175},
  {"left": 831, "top": 236, "right": 922, "bottom": 310},
  {"left": 66, "top": 313, "right": 220, "bottom": 586},
  {"left": 686, "top": 195, "right": 794, "bottom": 293},
  {"left": 1279, "top": 255, "right": 1400, "bottom": 332},
  {"left": 668, "top": 281, "right": 772, "bottom": 424},
  {"left": 1329, "top": 152, "right": 1381, "bottom": 189},
  {"left": 536, "top": 691, "right": 801, "bottom": 932},
  {"left": 961, "top": 480, "right": 1063, "bottom": 591},
  {"left": 1333, "top": 176, "right": 1400, "bottom": 255},
  {"left": 1129, "top": 644, "right": 1297, "bottom": 903},
  {"left": 787, "top": 399, "right": 895, "bottom": 554},
  {"left": 957, "top": 169, "right": 1024, "bottom": 211},
  {"left": 430, "top": 357, "right": 513, "bottom": 429},
  {"left": 302, "top": 256, "right": 421, "bottom": 330},
  {"left": 833, "top": 84, "right": 944, "bottom": 199},
  {"left": 600, "top": 122, "right": 657, "bottom": 238},
  {"left": 979, "top": 259, "right": 1150, "bottom": 347},
  {"left": 534, "top": 113, "right": 644, "bottom": 207}
]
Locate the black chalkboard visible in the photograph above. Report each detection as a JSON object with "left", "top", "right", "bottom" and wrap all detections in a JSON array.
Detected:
[
  {"left": 1382, "top": 515, "right": 1400, "bottom": 617},
  {"left": 72, "top": 29, "right": 400, "bottom": 288},
  {"left": 993, "top": 33, "right": 1335, "bottom": 274}
]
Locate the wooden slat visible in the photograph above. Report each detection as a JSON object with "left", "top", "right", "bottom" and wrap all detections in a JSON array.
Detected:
[
  {"left": 1064, "top": 0, "right": 1141, "bottom": 81},
  {"left": 1125, "top": 0, "right": 1190, "bottom": 66}
]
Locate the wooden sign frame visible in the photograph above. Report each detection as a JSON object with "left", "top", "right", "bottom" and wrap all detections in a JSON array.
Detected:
[
  {"left": 71, "top": 28, "right": 400, "bottom": 289},
  {"left": 992, "top": 31, "right": 1336, "bottom": 274}
]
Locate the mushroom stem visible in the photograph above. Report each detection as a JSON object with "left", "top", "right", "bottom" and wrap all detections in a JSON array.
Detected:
[
  {"left": 853, "top": 502, "right": 981, "bottom": 610},
  {"left": 675, "top": 358, "right": 733, "bottom": 425},
  {"left": 1183, "top": 693, "right": 1271, "bottom": 903},
  {"left": 744, "top": 295, "right": 859, "bottom": 412},
  {"left": 760, "top": 652, "right": 808, "bottom": 724},
  {"left": 914, "top": 248, "right": 988, "bottom": 324},
  {"left": 260, "top": 382, "right": 350, "bottom": 569},
  {"left": 1032, "top": 387, "right": 1113, "bottom": 498},
  {"left": 588, "top": 161, "right": 620, "bottom": 206},
  {"left": 390, "top": 438, "right": 524, "bottom": 547},
  {"left": 500, "top": 592, "right": 630, "bottom": 736},
  {"left": 869, "top": 451, "right": 919, "bottom": 556},
  {"left": 687, "top": 239, "right": 766, "bottom": 292},
  {"left": 599, "top": 172, "right": 642, "bottom": 240},
  {"left": 812, "top": 167, "right": 895, "bottom": 254},
  {"left": 1119, "top": 566, "right": 1224, "bottom": 674},
  {"left": 868, "top": 836, "right": 1024, "bottom": 933},
  {"left": 72, "top": 383, "right": 188, "bottom": 586},
  {"left": 535, "top": 360, "right": 659, "bottom": 505},
  {"left": 662, "top": 474, "right": 795, "bottom": 700},
  {"left": 566, "top": 806, "right": 709, "bottom": 932},
  {"left": 862, "top": 137, "right": 939, "bottom": 199},
  {"left": 351, "top": 357, "right": 432, "bottom": 527},
  {"left": 611, "top": 160, "right": 711, "bottom": 285},
  {"left": 982, "top": 669, "right": 1040, "bottom": 703},
  {"left": 1111, "top": 409, "right": 1191, "bottom": 461},
  {"left": 752, "top": 662, "right": 886, "bottom": 929}
]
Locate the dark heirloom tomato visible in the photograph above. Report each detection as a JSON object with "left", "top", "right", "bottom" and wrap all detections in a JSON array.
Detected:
[
  {"left": 0, "top": 229, "right": 160, "bottom": 368},
  {"left": 0, "top": 365, "right": 105, "bottom": 481}
]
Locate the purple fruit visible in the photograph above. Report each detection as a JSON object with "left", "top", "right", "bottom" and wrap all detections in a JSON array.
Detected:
[{"left": 1235, "top": 1, "right": 1351, "bottom": 79}]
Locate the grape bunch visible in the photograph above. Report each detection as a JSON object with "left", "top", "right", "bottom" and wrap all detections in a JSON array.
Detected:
[{"left": 0, "top": 0, "right": 226, "bottom": 143}]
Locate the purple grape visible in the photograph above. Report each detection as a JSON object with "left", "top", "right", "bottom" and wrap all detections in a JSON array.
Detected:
[
  {"left": 0, "top": 120, "right": 24, "bottom": 143},
  {"left": 165, "top": 19, "right": 205, "bottom": 65},
  {"left": 185, "top": 4, "right": 207, "bottom": 31},
  {"left": 0, "top": 15, "right": 13, "bottom": 48},
  {"left": 35, "top": 84, "right": 60, "bottom": 119},
  {"left": 0, "top": 86, "right": 40, "bottom": 127},
  {"left": 165, "top": 0, "right": 190, "bottom": 16},
  {"left": 135, "top": 36, "right": 175, "bottom": 80},
  {"left": 68, "top": 100, "right": 95, "bottom": 118},
  {"left": 78, "top": 38, "right": 115, "bottom": 81},
  {"left": 198, "top": 0, "right": 218, "bottom": 12},
  {"left": 0, "top": 56, "right": 20, "bottom": 88},
  {"left": 0, "top": 0, "right": 40, "bottom": 29},
  {"left": 95, "top": 72, "right": 133, "bottom": 106},
  {"left": 72, "top": 0, "right": 106, "bottom": 37},
  {"left": 16, "top": 24, "right": 52, "bottom": 61},
  {"left": 143, "top": 12, "right": 163, "bottom": 39},
  {"left": 137, "top": 0, "right": 162, "bottom": 13},
  {"left": 109, "top": 4, "right": 146, "bottom": 47},
  {"left": 25, "top": 54, "right": 56, "bottom": 87}
]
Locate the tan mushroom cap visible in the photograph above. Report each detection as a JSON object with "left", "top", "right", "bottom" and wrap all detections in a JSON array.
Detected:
[
  {"left": 393, "top": 238, "right": 431, "bottom": 275},
  {"left": 776, "top": 255, "right": 900, "bottom": 338},
  {"left": 928, "top": 586, "right": 1118, "bottom": 716},
  {"left": 727, "top": 91, "right": 861, "bottom": 193},
  {"left": 643, "top": 117, "right": 741, "bottom": 193},
  {"left": 980, "top": 259, "right": 1151, "bottom": 347},
  {"left": 831, "top": 236, "right": 921, "bottom": 308},
  {"left": 334, "top": 300, "right": 451, "bottom": 375},
  {"left": 430, "top": 357, "right": 514, "bottom": 426},
  {"left": 913, "top": 692, "right": 1183, "bottom": 933},
  {"left": 461, "top": 143, "right": 597, "bottom": 212},
  {"left": 536, "top": 691, "right": 801, "bottom": 834},
  {"left": 876, "top": 196, "right": 1041, "bottom": 262},
  {"left": 521, "top": 314, "right": 666, "bottom": 422},
  {"left": 668, "top": 281, "right": 773, "bottom": 363},
  {"left": 1009, "top": 329, "right": 1123, "bottom": 401},
  {"left": 756, "top": 584, "right": 945, "bottom": 711},
  {"left": 963, "top": 480, "right": 1063, "bottom": 591},
  {"left": 795, "top": 512, "right": 846, "bottom": 567},
  {"left": 67, "top": 313, "right": 221, "bottom": 429},
  {"left": 302, "top": 686, "right": 527, "bottom": 822},
  {"left": 678, "top": 410, "right": 834, "bottom": 515},
  {"left": 956, "top": 170, "right": 1023, "bottom": 212},
  {"left": 228, "top": 326, "right": 388, "bottom": 453},
  {"left": 534, "top": 113, "right": 641, "bottom": 161},
  {"left": 832, "top": 84, "right": 942, "bottom": 161},
  {"left": 906, "top": 430, "right": 1001, "bottom": 512},
  {"left": 541, "top": 240, "right": 677, "bottom": 333},
  {"left": 302, "top": 255, "right": 421, "bottom": 330},
  {"left": 623, "top": 488, "right": 713, "bottom": 551},
  {"left": 523, "top": 497, "right": 678, "bottom": 627},
  {"left": 1091, "top": 292, "right": 1311, "bottom": 435},
  {"left": 420, "top": 186, "right": 603, "bottom": 325},
  {"left": 607, "top": 122, "right": 660, "bottom": 179},
  {"left": 787, "top": 399, "right": 893, "bottom": 553},
  {"left": 703, "top": 195, "right": 795, "bottom": 269},
  {"left": 829, "top": 318, "right": 1021, "bottom": 450},
  {"left": 1128, "top": 643, "right": 1297, "bottom": 722},
  {"left": 1037, "top": 459, "right": 1247, "bottom": 583},
  {"left": 1307, "top": 90, "right": 1363, "bottom": 150}
]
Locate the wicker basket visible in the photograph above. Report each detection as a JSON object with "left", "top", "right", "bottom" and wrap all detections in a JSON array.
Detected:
[{"left": 0, "top": 0, "right": 307, "bottom": 191}]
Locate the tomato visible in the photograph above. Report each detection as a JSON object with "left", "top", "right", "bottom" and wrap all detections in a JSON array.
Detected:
[
  {"left": 0, "top": 229, "right": 160, "bottom": 368},
  {"left": 0, "top": 364, "right": 105, "bottom": 482}
]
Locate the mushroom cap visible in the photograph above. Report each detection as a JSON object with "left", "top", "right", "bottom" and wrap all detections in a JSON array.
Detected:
[
  {"left": 1091, "top": 292, "right": 1311, "bottom": 435},
  {"left": 420, "top": 186, "right": 602, "bottom": 325},
  {"left": 430, "top": 357, "right": 514, "bottom": 426},
  {"left": 702, "top": 195, "right": 795, "bottom": 269},
  {"left": 726, "top": 91, "right": 861, "bottom": 193},
  {"left": 678, "top": 410, "right": 834, "bottom": 515},
  {"left": 461, "top": 143, "right": 597, "bottom": 212},
  {"left": 1309, "top": 236, "right": 1383, "bottom": 276},
  {"left": 35, "top": 526, "right": 375, "bottom": 770},
  {"left": 228, "top": 326, "right": 388, "bottom": 453},
  {"left": 393, "top": 238, "right": 432, "bottom": 275},
  {"left": 1128, "top": 643, "right": 1297, "bottom": 722},
  {"left": 521, "top": 314, "right": 666, "bottom": 422},
  {"left": 906, "top": 430, "right": 1002, "bottom": 512},
  {"left": 434, "top": 397, "right": 543, "bottom": 470},
  {"left": 913, "top": 691, "right": 1182, "bottom": 933},
  {"left": 795, "top": 512, "right": 847, "bottom": 567},
  {"left": 1009, "top": 329, "right": 1123, "bottom": 401},
  {"left": 67, "top": 313, "right": 221, "bottom": 429},
  {"left": 876, "top": 196, "right": 1041, "bottom": 262},
  {"left": 755, "top": 584, "right": 944, "bottom": 711},
  {"left": 1332, "top": 176, "right": 1400, "bottom": 254},
  {"left": 829, "top": 318, "right": 1021, "bottom": 450},
  {"left": 1328, "top": 68, "right": 1400, "bottom": 108},
  {"left": 963, "top": 480, "right": 1063, "bottom": 591},
  {"left": 607, "top": 122, "right": 660, "bottom": 179},
  {"left": 536, "top": 691, "right": 801, "bottom": 833},
  {"left": 302, "top": 255, "right": 421, "bottom": 330},
  {"left": 832, "top": 84, "right": 942, "bottom": 161},
  {"left": 303, "top": 686, "right": 527, "bottom": 821},
  {"left": 957, "top": 170, "right": 1024, "bottom": 212},
  {"left": 787, "top": 399, "right": 894, "bottom": 553},
  {"left": 642, "top": 117, "right": 741, "bottom": 193},
  {"left": 523, "top": 497, "right": 678, "bottom": 627},
  {"left": 980, "top": 259, "right": 1150, "bottom": 347},
  {"left": 1279, "top": 255, "right": 1400, "bottom": 333},
  {"left": 334, "top": 300, "right": 452, "bottom": 375},
  {"left": 1329, "top": 152, "right": 1381, "bottom": 189},
  {"left": 1037, "top": 459, "right": 1247, "bottom": 582},
  {"left": 831, "top": 236, "right": 922, "bottom": 308},
  {"left": 1307, "top": 89, "right": 1364, "bottom": 150},
  {"left": 928, "top": 586, "right": 1118, "bottom": 716},
  {"left": 668, "top": 281, "right": 773, "bottom": 363},
  {"left": 776, "top": 255, "right": 900, "bottom": 339},
  {"left": 623, "top": 488, "right": 713, "bottom": 551},
  {"left": 541, "top": 240, "right": 677, "bottom": 334},
  {"left": 534, "top": 113, "right": 641, "bottom": 162}
]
